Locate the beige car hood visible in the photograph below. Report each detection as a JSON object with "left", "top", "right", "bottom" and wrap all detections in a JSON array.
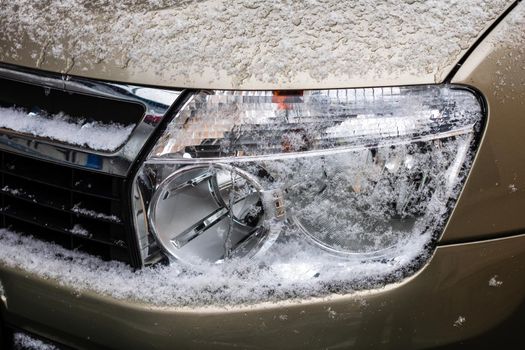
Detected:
[{"left": 0, "top": 0, "right": 515, "bottom": 90}]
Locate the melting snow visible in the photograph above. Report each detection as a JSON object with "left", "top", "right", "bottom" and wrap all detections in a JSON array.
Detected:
[
  {"left": 0, "top": 0, "right": 513, "bottom": 89},
  {"left": 0, "top": 107, "right": 134, "bottom": 152}
]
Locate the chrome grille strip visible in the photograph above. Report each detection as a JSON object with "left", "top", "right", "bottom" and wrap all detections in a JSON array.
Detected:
[{"left": 0, "top": 63, "right": 182, "bottom": 176}]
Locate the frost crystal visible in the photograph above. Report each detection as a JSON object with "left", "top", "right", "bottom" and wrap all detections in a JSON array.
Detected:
[{"left": 0, "top": 107, "right": 134, "bottom": 152}]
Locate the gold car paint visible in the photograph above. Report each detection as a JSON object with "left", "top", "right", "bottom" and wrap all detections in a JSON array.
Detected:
[
  {"left": 0, "top": 2, "right": 516, "bottom": 90},
  {"left": 443, "top": 1, "right": 525, "bottom": 243}
]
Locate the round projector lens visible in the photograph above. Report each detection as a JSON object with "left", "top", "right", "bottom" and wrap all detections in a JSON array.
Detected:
[{"left": 148, "top": 164, "right": 272, "bottom": 264}]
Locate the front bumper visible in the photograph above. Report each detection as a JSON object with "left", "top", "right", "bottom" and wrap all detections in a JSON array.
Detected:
[{"left": 1, "top": 233, "right": 525, "bottom": 350}]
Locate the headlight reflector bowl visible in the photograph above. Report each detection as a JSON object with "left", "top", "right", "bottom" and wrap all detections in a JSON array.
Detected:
[{"left": 149, "top": 164, "right": 278, "bottom": 264}]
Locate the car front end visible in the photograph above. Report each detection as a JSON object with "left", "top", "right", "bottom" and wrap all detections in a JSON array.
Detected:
[{"left": 0, "top": 1, "right": 524, "bottom": 349}]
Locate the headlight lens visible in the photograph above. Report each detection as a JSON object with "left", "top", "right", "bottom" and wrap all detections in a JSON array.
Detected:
[{"left": 133, "top": 85, "right": 483, "bottom": 270}]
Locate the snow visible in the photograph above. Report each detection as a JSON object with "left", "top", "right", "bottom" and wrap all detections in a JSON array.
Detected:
[
  {"left": 72, "top": 204, "right": 121, "bottom": 224},
  {"left": 326, "top": 307, "right": 337, "bottom": 319},
  {"left": 0, "top": 126, "right": 470, "bottom": 299},
  {"left": 0, "top": 107, "right": 134, "bottom": 152},
  {"left": 0, "top": 86, "right": 469, "bottom": 306},
  {"left": 2, "top": 186, "right": 22, "bottom": 197},
  {"left": 145, "top": 86, "right": 480, "bottom": 267},
  {"left": 0, "top": 0, "right": 513, "bottom": 89},
  {"left": 490, "top": 2, "right": 525, "bottom": 104},
  {"left": 489, "top": 275, "right": 503, "bottom": 287},
  {"left": 13, "top": 333, "right": 58, "bottom": 350},
  {"left": 0, "top": 227, "right": 431, "bottom": 307},
  {"left": 69, "top": 224, "right": 91, "bottom": 238},
  {"left": 453, "top": 316, "right": 466, "bottom": 327},
  {"left": 0, "top": 1, "right": 493, "bottom": 306}
]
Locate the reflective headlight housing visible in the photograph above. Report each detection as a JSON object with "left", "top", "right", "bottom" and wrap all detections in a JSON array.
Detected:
[{"left": 133, "top": 86, "right": 483, "bottom": 271}]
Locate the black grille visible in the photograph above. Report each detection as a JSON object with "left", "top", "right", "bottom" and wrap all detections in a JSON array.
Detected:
[
  {"left": 0, "top": 76, "right": 145, "bottom": 130},
  {"left": 0, "top": 150, "right": 134, "bottom": 264}
]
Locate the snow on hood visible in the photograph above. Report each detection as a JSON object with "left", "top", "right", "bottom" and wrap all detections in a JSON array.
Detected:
[{"left": 0, "top": 1, "right": 514, "bottom": 90}]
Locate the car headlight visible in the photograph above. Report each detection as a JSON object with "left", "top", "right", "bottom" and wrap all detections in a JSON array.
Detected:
[{"left": 132, "top": 85, "right": 483, "bottom": 272}]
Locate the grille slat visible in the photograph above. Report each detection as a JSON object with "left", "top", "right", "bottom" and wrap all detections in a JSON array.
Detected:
[
  {"left": 3, "top": 207, "right": 72, "bottom": 236},
  {"left": 0, "top": 150, "right": 132, "bottom": 264},
  {"left": 0, "top": 169, "right": 121, "bottom": 201}
]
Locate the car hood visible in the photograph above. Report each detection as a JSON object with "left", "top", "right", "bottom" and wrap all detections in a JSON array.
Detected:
[{"left": 0, "top": 0, "right": 515, "bottom": 90}]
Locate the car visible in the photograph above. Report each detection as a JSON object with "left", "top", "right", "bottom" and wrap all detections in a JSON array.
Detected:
[{"left": 0, "top": 0, "right": 524, "bottom": 349}]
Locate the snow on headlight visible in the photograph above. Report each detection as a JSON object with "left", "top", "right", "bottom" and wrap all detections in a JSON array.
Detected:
[
  {"left": 128, "top": 85, "right": 484, "bottom": 303},
  {"left": 138, "top": 86, "right": 482, "bottom": 263}
]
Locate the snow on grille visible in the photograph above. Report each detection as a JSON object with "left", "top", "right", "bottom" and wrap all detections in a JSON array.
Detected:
[
  {"left": 13, "top": 333, "right": 58, "bottom": 350},
  {"left": 0, "top": 107, "right": 134, "bottom": 152}
]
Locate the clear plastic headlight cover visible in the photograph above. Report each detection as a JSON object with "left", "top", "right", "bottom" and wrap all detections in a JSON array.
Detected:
[{"left": 133, "top": 85, "right": 483, "bottom": 291}]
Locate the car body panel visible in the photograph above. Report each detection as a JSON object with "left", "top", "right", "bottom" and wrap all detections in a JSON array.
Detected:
[
  {"left": 1, "top": 233, "right": 525, "bottom": 349},
  {"left": 0, "top": 0, "right": 515, "bottom": 90},
  {"left": 443, "top": 1, "right": 525, "bottom": 243}
]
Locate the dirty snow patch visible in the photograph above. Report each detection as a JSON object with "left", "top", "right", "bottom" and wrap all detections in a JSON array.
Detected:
[{"left": 0, "top": 107, "right": 134, "bottom": 152}]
